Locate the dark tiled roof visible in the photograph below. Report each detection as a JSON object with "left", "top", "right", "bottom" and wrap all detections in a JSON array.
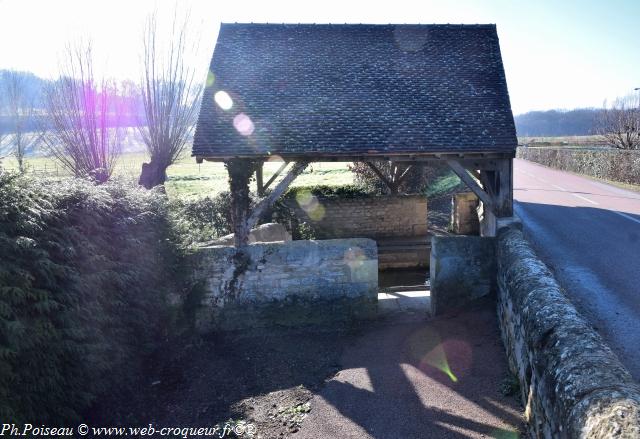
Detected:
[{"left": 193, "top": 23, "right": 517, "bottom": 159}]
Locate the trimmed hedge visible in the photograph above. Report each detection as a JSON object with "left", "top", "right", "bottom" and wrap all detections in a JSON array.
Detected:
[
  {"left": 517, "top": 147, "right": 640, "bottom": 186},
  {"left": 284, "top": 184, "right": 372, "bottom": 199},
  {"left": 0, "top": 174, "right": 182, "bottom": 423}
]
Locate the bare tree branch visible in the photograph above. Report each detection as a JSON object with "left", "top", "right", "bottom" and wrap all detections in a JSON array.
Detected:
[
  {"left": 137, "top": 9, "right": 204, "bottom": 189},
  {"left": 42, "top": 43, "right": 123, "bottom": 182},
  {"left": 596, "top": 94, "right": 640, "bottom": 150}
]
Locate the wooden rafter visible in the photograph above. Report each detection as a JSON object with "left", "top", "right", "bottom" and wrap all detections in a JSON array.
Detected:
[
  {"left": 365, "top": 161, "right": 393, "bottom": 188},
  {"left": 446, "top": 159, "right": 495, "bottom": 213},
  {"left": 256, "top": 160, "right": 291, "bottom": 196},
  {"left": 247, "top": 161, "right": 308, "bottom": 231},
  {"left": 365, "top": 161, "right": 414, "bottom": 194},
  {"left": 263, "top": 161, "right": 290, "bottom": 191}
]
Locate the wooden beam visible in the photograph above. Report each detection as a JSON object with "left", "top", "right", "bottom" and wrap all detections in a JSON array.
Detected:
[
  {"left": 200, "top": 150, "right": 516, "bottom": 163},
  {"left": 263, "top": 160, "right": 290, "bottom": 192},
  {"left": 396, "top": 164, "right": 414, "bottom": 184},
  {"left": 365, "top": 161, "right": 394, "bottom": 189},
  {"left": 247, "top": 161, "right": 309, "bottom": 231},
  {"left": 256, "top": 162, "right": 265, "bottom": 196},
  {"left": 446, "top": 160, "right": 495, "bottom": 213},
  {"left": 479, "top": 170, "right": 497, "bottom": 198},
  {"left": 497, "top": 159, "right": 513, "bottom": 217}
]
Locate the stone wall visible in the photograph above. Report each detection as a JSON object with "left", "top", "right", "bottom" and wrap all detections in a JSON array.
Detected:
[
  {"left": 429, "top": 236, "right": 496, "bottom": 315},
  {"left": 286, "top": 195, "right": 427, "bottom": 239},
  {"left": 497, "top": 226, "right": 640, "bottom": 438},
  {"left": 451, "top": 192, "right": 479, "bottom": 235},
  {"left": 191, "top": 238, "right": 378, "bottom": 331}
]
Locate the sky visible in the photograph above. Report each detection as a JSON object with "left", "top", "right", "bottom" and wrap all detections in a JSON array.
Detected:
[{"left": 0, "top": 0, "right": 638, "bottom": 115}]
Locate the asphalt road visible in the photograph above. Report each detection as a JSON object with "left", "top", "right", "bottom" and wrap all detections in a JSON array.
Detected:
[{"left": 514, "top": 158, "right": 640, "bottom": 380}]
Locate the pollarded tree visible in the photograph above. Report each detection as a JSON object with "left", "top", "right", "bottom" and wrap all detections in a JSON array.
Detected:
[
  {"left": 2, "top": 70, "right": 43, "bottom": 173},
  {"left": 43, "top": 43, "right": 123, "bottom": 183},
  {"left": 137, "top": 11, "right": 203, "bottom": 189},
  {"left": 596, "top": 94, "right": 640, "bottom": 150}
]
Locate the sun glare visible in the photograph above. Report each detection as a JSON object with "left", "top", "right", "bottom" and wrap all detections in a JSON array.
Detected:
[{"left": 214, "top": 90, "right": 233, "bottom": 110}]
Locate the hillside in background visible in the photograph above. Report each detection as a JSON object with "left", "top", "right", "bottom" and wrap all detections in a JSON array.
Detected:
[{"left": 514, "top": 108, "right": 601, "bottom": 137}]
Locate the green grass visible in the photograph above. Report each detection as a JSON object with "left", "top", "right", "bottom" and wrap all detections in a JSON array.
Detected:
[
  {"left": 424, "top": 172, "right": 463, "bottom": 198},
  {"left": 1, "top": 153, "right": 355, "bottom": 198}
]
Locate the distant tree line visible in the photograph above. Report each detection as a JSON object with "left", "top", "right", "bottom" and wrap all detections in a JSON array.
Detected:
[
  {"left": 516, "top": 103, "right": 639, "bottom": 150},
  {"left": 514, "top": 108, "right": 601, "bottom": 137}
]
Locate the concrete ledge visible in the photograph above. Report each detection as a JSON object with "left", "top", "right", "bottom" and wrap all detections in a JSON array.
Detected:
[{"left": 497, "top": 226, "right": 640, "bottom": 438}]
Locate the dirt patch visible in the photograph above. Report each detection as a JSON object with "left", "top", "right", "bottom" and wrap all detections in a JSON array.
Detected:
[{"left": 87, "top": 326, "right": 353, "bottom": 437}]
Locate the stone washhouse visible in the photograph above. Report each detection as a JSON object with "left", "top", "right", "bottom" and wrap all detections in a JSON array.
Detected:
[{"left": 190, "top": 23, "right": 518, "bottom": 322}]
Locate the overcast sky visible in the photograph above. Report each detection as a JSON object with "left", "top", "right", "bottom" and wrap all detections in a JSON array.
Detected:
[{"left": 0, "top": 0, "right": 638, "bottom": 114}]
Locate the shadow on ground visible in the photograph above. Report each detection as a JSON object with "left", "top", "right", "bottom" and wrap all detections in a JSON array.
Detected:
[{"left": 88, "top": 297, "right": 523, "bottom": 438}]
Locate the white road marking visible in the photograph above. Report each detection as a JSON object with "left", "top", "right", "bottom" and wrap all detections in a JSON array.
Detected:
[
  {"left": 572, "top": 193, "right": 599, "bottom": 205},
  {"left": 550, "top": 183, "right": 599, "bottom": 205},
  {"left": 612, "top": 211, "right": 640, "bottom": 225}
]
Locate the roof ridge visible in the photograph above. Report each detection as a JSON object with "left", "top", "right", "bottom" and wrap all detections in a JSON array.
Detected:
[{"left": 221, "top": 22, "right": 497, "bottom": 27}]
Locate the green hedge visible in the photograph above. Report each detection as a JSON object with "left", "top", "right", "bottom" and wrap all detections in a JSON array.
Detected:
[
  {"left": 170, "top": 186, "right": 377, "bottom": 244},
  {"left": 284, "top": 184, "right": 373, "bottom": 199},
  {"left": 517, "top": 147, "right": 640, "bottom": 186},
  {"left": 0, "top": 174, "right": 182, "bottom": 423}
]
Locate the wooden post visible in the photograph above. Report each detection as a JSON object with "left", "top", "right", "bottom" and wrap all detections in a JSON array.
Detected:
[
  {"left": 256, "top": 161, "right": 264, "bottom": 196},
  {"left": 226, "top": 159, "right": 257, "bottom": 247},
  {"left": 496, "top": 158, "right": 513, "bottom": 217},
  {"left": 476, "top": 158, "right": 513, "bottom": 236}
]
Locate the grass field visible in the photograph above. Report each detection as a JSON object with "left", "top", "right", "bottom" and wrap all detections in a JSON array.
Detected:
[{"left": 1, "top": 152, "right": 355, "bottom": 198}]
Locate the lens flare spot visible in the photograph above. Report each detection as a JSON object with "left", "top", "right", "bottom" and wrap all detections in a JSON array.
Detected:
[
  {"left": 406, "top": 328, "right": 473, "bottom": 383},
  {"left": 296, "top": 190, "right": 325, "bottom": 221},
  {"left": 233, "top": 113, "right": 255, "bottom": 136},
  {"left": 206, "top": 71, "right": 215, "bottom": 88},
  {"left": 214, "top": 90, "right": 233, "bottom": 110},
  {"left": 344, "top": 246, "right": 366, "bottom": 269}
]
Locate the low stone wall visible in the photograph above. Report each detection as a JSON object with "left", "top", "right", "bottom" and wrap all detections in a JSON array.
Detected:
[
  {"left": 191, "top": 238, "right": 378, "bottom": 331},
  {"left": 286, "top": 195, "right": 427, "bottom": 239},
  {"left": 429, "top": 236, "right": 496, "bottom": 315},
  {"left": 497, "top": 226, "right": 640, "bottom": 438}
]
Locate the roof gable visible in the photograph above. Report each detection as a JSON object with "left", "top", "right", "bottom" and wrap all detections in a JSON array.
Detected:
[{"left": 193, "top": 23, "right": 517, "bottom": 159}]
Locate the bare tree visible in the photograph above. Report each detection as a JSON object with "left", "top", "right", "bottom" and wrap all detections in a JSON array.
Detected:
[
  {"left": 2, "top": 70, "right": 43, "bottom": 173},
  {"left": 596, "top": 94, "right": 640, "bottom": 150},
  {"left": 0, "top": 88, "right": 7, "bottom": 165},
  {"left": 43, "top": 43, "right": 123, "bottom": 183},
  {"left": 137, "top": 11, "right": 203, "bottom": 189}
]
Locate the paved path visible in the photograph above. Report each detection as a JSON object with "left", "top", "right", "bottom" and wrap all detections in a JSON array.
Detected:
[
  {"left": 297, "top": 300, "right": 522, "bottom": 439},
  {"left": 514, "top": 158, "right": 640, "bottom": 380}
]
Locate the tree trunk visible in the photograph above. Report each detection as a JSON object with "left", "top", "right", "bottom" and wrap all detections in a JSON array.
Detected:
[{"left": 138, "top": 161, "right": 168, "bottom": 189}]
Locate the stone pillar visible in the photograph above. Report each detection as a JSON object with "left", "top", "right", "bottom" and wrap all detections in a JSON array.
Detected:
[{"left": 451, "top": 192, "right": 480, "bottom": 235}]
